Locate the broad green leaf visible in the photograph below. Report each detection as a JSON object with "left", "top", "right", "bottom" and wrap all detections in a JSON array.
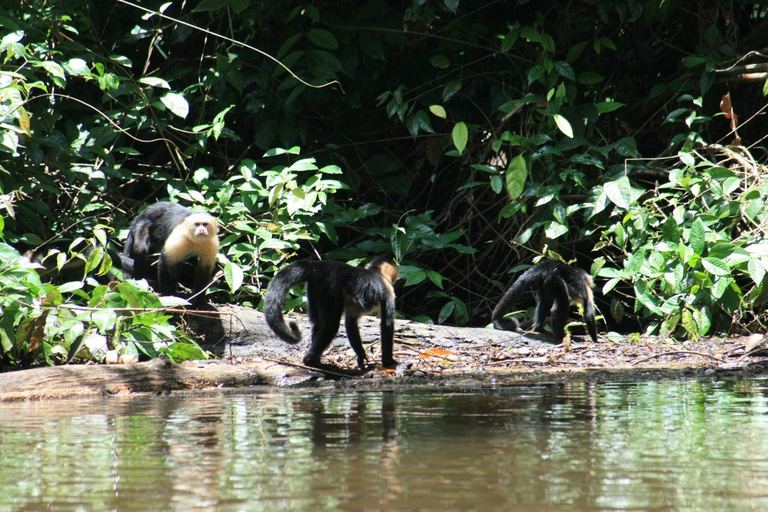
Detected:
[
  {"left": 490, "top": 174, "right": 503, "bottom": 194},
  {"left": 443, "top": 81, "right": 462, "bottom": 102},
  {"left": 748, "top": 259, "right": 766, "bottom": 285},
  {"left": 224, "top": 261, "right": 244, "bottom": 293},
  {"left": 603, "top": 176, "right": 632, "bottom": 210},
  {"left": 429, "top": 105, "right": 446, "bottom": 118},
  {"left": 452, "top": 122, "right": 468, "bottom": 154},
  {"left": 678, "top": 151, "right": 696, "bottom": 167},
  {"left": 595, "top": 101, "right": 624, "bottom": 113},
  {"left": 430, "top": 54, "right": 450, "bottom": 69},
  {"left": 505, "top": 154, "right": 527, "bottom": 200},
  {"left": 139, "top": 76, "right": 171, "bottom": 89},
  {"left": 160, "top": 92, "right": 189, "bottom": 118},
  {"left": 701, "top": 257, "right": 731, "bottom": 276},
  {"left": 544, "top": 221, "right": 568, "bottom": 239},
  {"left": 64, "top": 58, "right": 90, "bottom": 76},
  {"left": 520, "top": 26, "right": 540, "bottom": 42},
  {"left": 501, "top": 28, "right": 519, "bottom": 53},
  {"left": 681, "top": 308, "right": 698, "bottom": 341},
  {"left": 438, "top": 301, "right": 455, "bottom": 324},
  {"left": 552, "top": 114, "right": 573, "bottom": 138},
  {"left": 308, "top": 28, "right": 339, "bottom": 49},
  {"left": 689, "top": 217, "right": 706, "bottom": 255}
]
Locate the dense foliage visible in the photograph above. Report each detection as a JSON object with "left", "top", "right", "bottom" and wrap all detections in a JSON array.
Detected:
[{"left": 1, "top": 0, "right": 767, "bottom": 366}]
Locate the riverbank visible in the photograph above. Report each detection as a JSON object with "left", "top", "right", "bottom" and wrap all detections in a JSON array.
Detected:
[{"left": 1, "top": 304, "right": 765, "bottom": 401}]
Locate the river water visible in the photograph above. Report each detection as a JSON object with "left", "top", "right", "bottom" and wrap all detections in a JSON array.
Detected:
[{"left": 1, "top": 378, "right": 768, "bottom": 511}]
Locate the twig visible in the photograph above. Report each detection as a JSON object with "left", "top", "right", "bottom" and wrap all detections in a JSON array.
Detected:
[
  {"left": 260, "top": 357, "right": 360, "bottom": 379},
  {"left": 631, "top": 350, "right": 726, "bottom": 366}
]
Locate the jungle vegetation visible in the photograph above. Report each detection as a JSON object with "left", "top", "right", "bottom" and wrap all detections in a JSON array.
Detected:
[{"left": 1, "top": 0, "right": 767, "bottom": 367}]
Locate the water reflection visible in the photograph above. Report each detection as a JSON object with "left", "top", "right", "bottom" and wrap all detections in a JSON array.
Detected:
[{"left": 1, "top": 380, "right": 768, "bottom": 510}]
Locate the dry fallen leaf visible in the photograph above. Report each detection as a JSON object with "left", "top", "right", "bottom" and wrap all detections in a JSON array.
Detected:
[{"left": 419, "top": 348, "right": 455, "bottom": 359}]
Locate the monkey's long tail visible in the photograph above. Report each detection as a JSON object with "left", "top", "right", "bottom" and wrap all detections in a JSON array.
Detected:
[
  {"left": 491, "top": 268, "right": 536, "bottom": 331},
  {"left": 263, "top": 263, "right": 310, "bottom": 344}
]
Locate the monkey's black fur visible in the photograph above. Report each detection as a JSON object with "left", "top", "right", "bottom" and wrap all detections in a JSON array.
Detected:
[
  {"left": 492, "top": 259, "right": 597, "bottom": 343},
  {"left": 264, "top": 257, "right": 398, "bottom": 370},
  {"left": 124, "top": 202, "right": 218, "bottom": 305}
]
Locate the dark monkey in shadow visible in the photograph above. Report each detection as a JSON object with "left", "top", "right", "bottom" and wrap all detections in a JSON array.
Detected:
[
  {"left": 264, "top": 257, "right": 399, "bottom": 370},
  {"left": 492, "top": 259, "right": 598, "bottom": 343}
]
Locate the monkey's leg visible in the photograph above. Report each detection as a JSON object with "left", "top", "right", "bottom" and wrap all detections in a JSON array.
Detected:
[
  {"left": 304, "top": 305, "right": 343, "bottom": 368},
  {"left": 344, "top": 313, "right": 368, "bottom": 369},
  {"left": 157, "top": 255, "right": 181, "bottom": 295},
  {"left": 191, "top": 262, "right": 213, "bottom": 305},
  {"left": 548, "top": 277, "right": 572, "bottom": 342},
  {"left": 533, "top": 289, "right": 553, "bottom": 333}
]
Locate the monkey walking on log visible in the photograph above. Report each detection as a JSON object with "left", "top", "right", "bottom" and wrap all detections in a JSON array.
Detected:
[
  {"left": 492, "top": 259, "right": 598, "bottom": 343},
  {"left": 124, "top": 202, "right": 219, "bottom": 306},
  {"left": 264, "top": 257, "right": 399, "bottom": 370}
]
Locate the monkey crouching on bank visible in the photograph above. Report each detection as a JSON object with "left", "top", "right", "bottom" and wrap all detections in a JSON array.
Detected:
[
  {"left": 124, "top": 202, "right": 219, "bottom": 306},
  {"left": 264, "top": 257, "right": 399, "bottom": 370},
  {"left": 492, "top": 259, "right": 597, "bottom": 343}
]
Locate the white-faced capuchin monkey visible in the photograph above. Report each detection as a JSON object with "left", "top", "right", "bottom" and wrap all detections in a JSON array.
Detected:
[
  {"left": 264, "top": 256, "right": 399, "bottom": 370},
  {"left": 124, "top": 202, "right": 219, "bottom": 305},
  {"left": 492, "top": 259, "right": 597, "bottom": 343}
]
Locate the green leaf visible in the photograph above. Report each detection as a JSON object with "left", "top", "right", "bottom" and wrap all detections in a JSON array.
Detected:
[
  {"left": 160, "top": 92, "right": 189, "bottom": 118},
  {"left": 552, "top": 114, "right": 573, "bottom": 138},
  {"left": 501, "top": 28, "right": 519, "bottom": 53},
  {"left": 430, "top": 54, "right": 450, "bottom": 69},
  {"left": 540, "top": 33, "right": 555, "bottom": 53},
  {"left": 603, "top": 176, "right": 632, "bottom": 210},
  {"left": 505, "top": 154, "right": 527, "bottom": 200},
  {"left": 224, "top": 261, "right": 244, "bottom": 293},
  {"left": 701, "top": 257, "right": 731, "bottom": 276},
  {"left": 64, "top": 58, "right": 90, "bottom": 76},
  {"left": 139, "top": 76, "right": 171, "bottom": 89},
  {"left": 429, "top": 105, "right": 447, "bottom": 119},
  {"left": 689, "top": 217, "right": 706, "bottom": 255},
  {"left": 443, "top": 81, "right": 462, "bottom": 102},
  {"left": 308, "top": 28, "right": 339, "bottom": 50},
  {"left": 438, "top": 301, "right": 455, "bottom": 324},
  {"left": 748, "top": 259, "right": 766, "bottom": 285},
  {"left": 681, "top": 308, "right": 699, "bottom": 341},
  {"left": 452, "top": 122, "right": 468, "bottom": 154},
  {"left": 544, "top": 221, "right": 568, "bottom": 239},
  {"left": 595, "top": 101, "right": 624, "bottom": 113},
  {"left": 520, "top": 26, "right": 540, "bottom": 42}
]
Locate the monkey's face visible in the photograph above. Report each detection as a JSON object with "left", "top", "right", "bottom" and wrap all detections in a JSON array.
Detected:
[{"left": 186, "top": 213, "right": 218, "bottom": 240}]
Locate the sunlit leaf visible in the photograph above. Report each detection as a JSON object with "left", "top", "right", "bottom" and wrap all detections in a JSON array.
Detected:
[
  {"left": 553, "top": 114, "right": 573, "bottom": 138},
  {"left": 689, "top": 217, "right": 706, "bottom": 255},
  {"left": 452, "top": 122, "right": 468, "bottom": 154},
  {"left": 603, "top": 176, "right": 632, "bottom": 210},
  {"left": 160, "top": 92, "right": 189, "bottom": 118},
  {"left": 505, "top": 154, "right": 527, "bottom": 200}
]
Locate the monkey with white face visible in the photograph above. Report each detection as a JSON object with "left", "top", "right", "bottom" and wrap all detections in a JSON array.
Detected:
[{"left": 124, "top": 202, "right": 219, "bottom": 305}]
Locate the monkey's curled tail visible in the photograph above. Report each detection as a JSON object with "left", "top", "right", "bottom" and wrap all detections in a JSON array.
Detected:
[
  {"left": 492, "top": 268, "right": 537, "bottom": 331},
  {"left": 264, "top": 263, "right": 311, "bottom": 344}
]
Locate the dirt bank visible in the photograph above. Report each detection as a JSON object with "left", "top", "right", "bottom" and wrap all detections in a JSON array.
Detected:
[{"left": 1, "top": 304, "right": 766, "bottom": 401}]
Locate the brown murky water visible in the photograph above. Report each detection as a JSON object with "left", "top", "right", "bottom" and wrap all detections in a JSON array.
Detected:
[{"left": 2, "top": 379, "right": 768, "bottom": 511}]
